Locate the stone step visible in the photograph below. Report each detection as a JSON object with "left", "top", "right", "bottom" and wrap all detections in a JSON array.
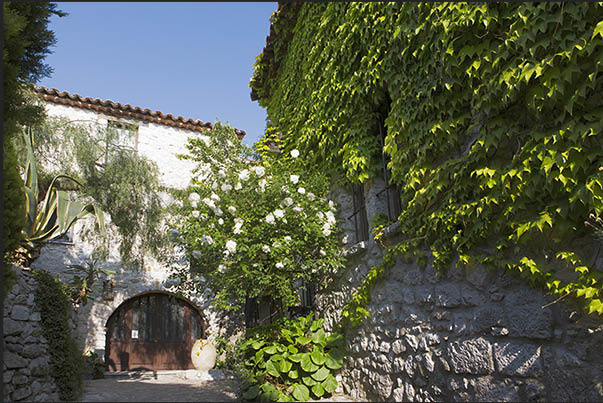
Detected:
[{"left": 104, "top": 369, "right": 233, "bottom": 381}]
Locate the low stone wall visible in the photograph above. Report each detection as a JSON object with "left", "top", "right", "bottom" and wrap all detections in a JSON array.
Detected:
[
  {"left": 317, "top": 182, "right": 603, "bottom": 402},
  {"left": 3, "top": 267, "right": 60, "bottom": 402}
]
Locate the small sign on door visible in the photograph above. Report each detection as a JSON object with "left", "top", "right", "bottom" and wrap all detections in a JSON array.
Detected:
[{"left": 131, "top": 330, "right": 138, "bottom": 339}]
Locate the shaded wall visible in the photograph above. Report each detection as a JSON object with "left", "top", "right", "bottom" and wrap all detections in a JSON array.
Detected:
[{"left": 317, "top": 181, "right": 603, "bottom": 402}]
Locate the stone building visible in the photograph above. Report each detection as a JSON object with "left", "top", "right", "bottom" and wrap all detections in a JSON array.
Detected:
[
  {"left": 249, "top": 3, "right": 603, "bottom": 401},
  {"left": 27, "top": 86, "right": 246, "bottom": 371}
]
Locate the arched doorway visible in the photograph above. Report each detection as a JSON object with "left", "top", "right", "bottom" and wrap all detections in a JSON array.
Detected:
[{"left": 105, "top": 292, "right": 206, "bottom": 371}]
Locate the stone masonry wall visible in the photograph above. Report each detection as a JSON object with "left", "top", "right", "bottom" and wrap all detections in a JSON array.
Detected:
[
  {"left": 3, "top": 267, "right": 61, "bottom": 402},
  {"left": 317, "top": 180, "right": 603, "bottom": 402}
]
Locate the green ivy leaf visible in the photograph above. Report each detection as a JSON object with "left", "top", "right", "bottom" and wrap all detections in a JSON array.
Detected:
[
  {"left": 322, "top": 374, "right": 338, "bottom": 394},
  {"left": 300, "top": 353, "right": 319, "bottom": 372},
  {"left": 265, "top": 359, "right": 280, "bottom": 377},
  {"left": 291, "top": 383, "right": 310, "bottom": 402},
  {"left": 311, "top": 382, "right": 325, "bottom": 397},
  {"left": 311, "top": 366, "right": 330, "bottom": 381},
  {"left": 310, "top": 347, "right": 326, "bottom": 365}
]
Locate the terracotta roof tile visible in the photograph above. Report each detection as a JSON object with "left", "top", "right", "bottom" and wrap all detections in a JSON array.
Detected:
[{"left": 34, "top": 86, "right": 246, "bottom": 139}]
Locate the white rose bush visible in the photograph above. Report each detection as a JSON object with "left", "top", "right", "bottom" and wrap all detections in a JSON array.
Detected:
[{"left": 170, "top": 123, "right": 344, "bottom": 311}]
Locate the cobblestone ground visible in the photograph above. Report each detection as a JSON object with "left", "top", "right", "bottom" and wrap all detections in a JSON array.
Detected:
[
  {"left": 80, "top": 375, "right": 239, "bottom": 402},
  {"left": 80, "top": 372, "right": 358, "bottom": 402}
]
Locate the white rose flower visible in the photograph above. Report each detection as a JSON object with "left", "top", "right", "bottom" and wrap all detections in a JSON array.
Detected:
[
  {"left": 189, "top": 192, "right": 201, "bottom": 202},
  {"left": 235, "top": 182, "right": 242, "bottom": 190},
  {"left": 239, "top": 169, "right": 250, "bottom": 181},
  {"left": 225, "top": 240, "right": 237, "bottom": 254},
  {"left": 291, "top": 149, "right": 300, "bottom": 158},
  {"left": 218, "top": 264, "right": 226, "bottom": 273},
  {"left": 201, "top": 235, "right": 214, "bottom": 245},
  {"left": 218, "top": 169, "right": 226, "bottom": 178},
  {"left": 272, "top": 241, "right": 282, "bottom": 248},
  {"left": 262, "top": 245, "right": 271, "bottom": 253},
  {"left": 307, "top": 192, "right": 315, "bottom": 200},
  {"left": 192, "top": 210, "right": 200, "bottom": 218},
  {"left": 210, "top": 193, "right": 220, "bottom": 201},
  {"left": 256, "top": 166, "right": 265, "bottom": 177},
  {"left": 323, "top": 228, "right": 332, "bottom": 236},
  {"left": 212, "top": 182, "right": 218, "bottom": 190},
  {"left": 228, "top": 206, "right": 237, "bottom": 214},
  {"left": 275, "top": 262, "right": 284, "bottom": 269},
  {"left": 274, "top": 209, "right": 285, "bottom": 219},
  {"left": 218, "top": 218, "right": 224, "bottom": 225},
  {"left": 214, "top": 207, "right": 223, "bottom": 216},
  {"left": 283, "top": 197, "right": 294, "bottom": 207},
  {"left": 221, "top": 183, "right": 232, "bottom": 192},
  {"left": 323, "top": 222, "right": 331, "bottom": 231},
  {"left": 293, "top": 206, "right": 303, "bottom": 213},
  {"left": 203, "top": 198, "right": 216, "bottom": 209},
  {"left": 298, "top": 187, "right": 306, "bottom": 194},
  {"left": 191, "top": 200, "right": 198, "bottom": 208},
  {"left": 290, "top": 175, "right": 299, "bottom": 184},
  {"left": 317, "top": 212, "right": 324, "bottom": 220},
  {"left": 284, "top": 236, "right": 292, "bottom": 242},
  {"left": 328, "top": 200, "right": 335, "bottom": 209},
  {"left": 320, "top": 249, "right": 326, "bottom": 256},
  {"left": 265, "top": 213, "right": 275, "bottom": 225}
]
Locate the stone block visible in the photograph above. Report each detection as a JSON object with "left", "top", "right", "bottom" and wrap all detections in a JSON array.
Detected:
[
  {"left": 447, "top": 338, "right": 494, "bottom": 375},
  {"left": 5, "top": 352, "right": 27, "bottom": 369},
  {"left": 4, "top": 370, "right": 14, "bottom": 383},
  {"left": 29, "top": 312, "right": 41, "bottom": 321},
  {"left": 31, "top": 380, "right": 42, "bottom": 395},
  {"left": 504, "top": 290, "right": 552, "bottom": 339},
  {"left": 4, "top": 318, "right": 25, "bottom": 336},
  {"left": 405, "top": 334, "right": 420, "bottom": 352},
  {"left": 465, "top": 265, "right": 491, "bottom": 289},
  {"left": 379, "top": 341, "right": 391, "bottom": 353},
  {"left": 494, "top": 342, "right": 542, "bottom": 377},
  {"left": 469, "top": 306, "right": 505, "bottom": 335},
  {"left": 392, "top": 262, "right": 424, "bottom": 285},
  {"left": 460, "top": 284, "right": 488, "bottom": 306},
  {"left": 472, "top": 377, "right": 521, "bottom": 402},
  {"left": 435, "top": 284, "right": 461, "bottom": 307},
  {"left": 13, "top": 373, "right": 28, "bottom": 385},
  {"left": 415, "top": 286, "right": 434, "bottom": 305},
  {"left": 22, "top": 344, "right": 45, "bottom": 359},
  {"left": 405, "top": 383, "right": 416, "bottom": 402},
  {"left": 392, "top": 339, "right": 406, "bottom": 355},
  {"left": 392, "top": 387, "right": 405, "bottom": 402},
  {"left": 12, "top": 386, "right": 32, "bottom": 401},
  {"left": 375, "top": 374, "right": 393, "bottom": 400}
]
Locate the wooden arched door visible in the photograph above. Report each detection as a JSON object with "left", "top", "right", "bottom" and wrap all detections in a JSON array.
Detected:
[{"left": 105, "top": 292, "right": 206, "bottom": 371}]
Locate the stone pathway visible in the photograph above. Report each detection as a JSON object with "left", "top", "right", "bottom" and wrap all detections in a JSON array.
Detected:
[
  {"left": 79, "top": 370, "right": 358, "bottom": 402},
  {"left": 80, "top": 371, "right": 239, "bottom": 402}
]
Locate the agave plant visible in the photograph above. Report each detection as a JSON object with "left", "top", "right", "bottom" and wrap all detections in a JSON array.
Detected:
[{"left": 17, "top": 128, "right": 105, "bottom": 264}]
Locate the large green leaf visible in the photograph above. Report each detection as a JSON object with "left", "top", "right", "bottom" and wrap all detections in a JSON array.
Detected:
[
  {"left": 288, "top": 368, "right": 299, "bottom": 379},
  {"left": 326, "top": 333, "right": 344, "bottom": 347},
  {"left": 288, "top": 353, "right": 304, "bottom": 363},
  {"left": 242, "top": 385, "right": 259, "bottom": 400},
  {"left": 322, "top": 374, "right": 338, "bottom": 394},
  {"left": 325, "top": 348, "right": 345, "bottom": 370},
  {"left": 302, "top": 376, "right": 318, "bottom": 386},
  {"left": 263, "top": 345, "right": 278, "bottom": 354},
  {"left": 311, "top": 366, "right": 329, "bottom": 382},
  {"left": 311, "top": 383, "right": 325, "bottom": 398},
  {"left": 295, "top": 336, "right": 312, "bottom": 345},
  {"left": 310, "top": 347, "right": 326, "bottom": 366},
  {"left": 300, "top": 353, "right": 319, "bottom": 372},
  {"left": 291, "top": 383, "right": 309, "bottom": 402},
  {"left": 266, "top": 359, "right": 280, "bottom": 377},
  {"left": 311, "top": 328, "right": 327, "bottom": 346}
]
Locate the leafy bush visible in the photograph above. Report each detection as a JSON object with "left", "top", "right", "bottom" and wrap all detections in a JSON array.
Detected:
[
  {"left": 240, "top": 314, "right": 344, "bottom": 402},
  {"left": 34, "top": 269, "right": 83, "bottom": 401},
  {"left": 83, "top": 351, "right": 105, "bottom": 379}
]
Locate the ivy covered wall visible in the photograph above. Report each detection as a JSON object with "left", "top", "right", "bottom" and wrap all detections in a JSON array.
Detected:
[{"left": 250, "top": 2, "right": 603, "bottom": 316}]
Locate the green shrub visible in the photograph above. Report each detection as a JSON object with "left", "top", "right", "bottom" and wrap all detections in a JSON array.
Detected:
[
  {"left": 240, "top": 314, "right": 345, "bottom": 402},
  {"left": 34, "top": 270, "right": 83, "bottom": 401}
]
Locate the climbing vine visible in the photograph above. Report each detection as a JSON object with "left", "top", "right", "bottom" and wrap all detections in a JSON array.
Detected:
[
  {"left": 251, "top": 3, "right": 603, "bottom": 315},
  {"left": 34, "top": 270, "right": 83, "bottom": 401}
]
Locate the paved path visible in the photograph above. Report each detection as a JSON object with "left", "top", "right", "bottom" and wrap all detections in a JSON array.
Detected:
[
  {"left": 80, "top": 370, "right": 357, "bottom": 402},
  {"left": 80, "top": 374, "right": 239, "bottom": 402}
]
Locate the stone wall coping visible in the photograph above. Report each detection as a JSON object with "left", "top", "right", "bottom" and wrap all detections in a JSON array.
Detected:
[{"left": 342, "top": 241, "right": 368, "bottom": 258}]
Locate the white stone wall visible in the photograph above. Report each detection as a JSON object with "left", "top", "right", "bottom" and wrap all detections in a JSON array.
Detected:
[
  {"left": 28, "top": 101, "right": 233, "bottom": 361},
  {"left": 43, "top": 102, "right": 205, "bottom": 189}
]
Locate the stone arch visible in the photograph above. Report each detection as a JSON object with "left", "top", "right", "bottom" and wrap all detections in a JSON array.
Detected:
[{"left": 104, "top": 290, "right": 207, "bottom": 371}]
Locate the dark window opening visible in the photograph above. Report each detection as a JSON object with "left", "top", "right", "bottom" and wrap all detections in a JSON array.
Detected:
[
  {"left": 377, "top": 95, "right": 402, "bottom": 222},
  {"left": 350, "top": 184, "right": 369, "bottom": 243},
  {"left": 245, "top": 296, "right": 283, "bottom": 329}
]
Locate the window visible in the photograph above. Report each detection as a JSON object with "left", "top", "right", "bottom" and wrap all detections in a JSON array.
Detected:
[
  {"left": 107, "top": 120, "right": 138, "bottom": 153},
  {"left": 244, "top": 296, "right": 283, "bottom": 329},
  {"left": 350, "top": 184, "right": 369, "bottom": 243},
  {"left": 378, "top": 110, "right": 402, "bottom": 222}
]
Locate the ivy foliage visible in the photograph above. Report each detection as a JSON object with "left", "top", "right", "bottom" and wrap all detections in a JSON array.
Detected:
[
  {"left": 239, "top": 314, "right": 344, "bottom": 402},
  {"left": 34, "top": 269, "right": 83, "bottom": 401},
  {"left": 251, "top": 3, "right": 603, "bottom": 315}
]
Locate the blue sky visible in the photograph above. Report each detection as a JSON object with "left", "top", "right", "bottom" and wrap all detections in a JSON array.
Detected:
[{"left": 38, "top": 2, "right": 277, "bottom": 146}]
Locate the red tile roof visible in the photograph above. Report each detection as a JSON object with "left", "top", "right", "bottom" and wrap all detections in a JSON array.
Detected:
[{"left": 34, "top": 86, "right": 246, "bottom": 139}]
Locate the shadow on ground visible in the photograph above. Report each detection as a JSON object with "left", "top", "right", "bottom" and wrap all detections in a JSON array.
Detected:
[{"left": 80, "top": 376, "right": 239, "bottom": 402}]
